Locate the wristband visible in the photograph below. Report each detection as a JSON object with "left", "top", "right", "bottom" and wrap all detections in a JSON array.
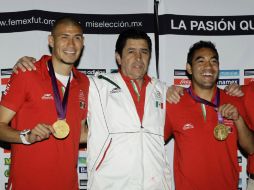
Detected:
[{"left": 19, "top": 129, "right": 31, "bottom": 145}]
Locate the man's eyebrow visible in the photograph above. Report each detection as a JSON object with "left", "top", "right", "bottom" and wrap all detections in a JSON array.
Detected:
[
  {"left": 194, "top": 56, "right": 204, "bottom": 61},
  {"left": 194, "top": 55, "right": 218, "bottom": 61},
  {"left": 211, "top": 55, "right": 218, "bottom": 60},
  {"left": 55, "top": 33, "right": 83, "bottom": 36}
]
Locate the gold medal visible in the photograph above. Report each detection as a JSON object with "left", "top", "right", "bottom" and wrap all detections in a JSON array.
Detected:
[
  {"left": 214, "top": 124, "right": 229, "bottom": 141},
  {"left": 53, "top": 120, "right": 70, "bottom": 139}
]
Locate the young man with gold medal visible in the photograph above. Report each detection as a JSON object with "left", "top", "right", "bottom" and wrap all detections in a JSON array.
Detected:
[
  {"left": 0, "top": 17, "right": 89, "bottom": 190},
  {"left": 164, "top": 41, "right": 254, "bottom": 190}
]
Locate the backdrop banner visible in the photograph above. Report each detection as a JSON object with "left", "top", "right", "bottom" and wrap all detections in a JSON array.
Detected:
[{"left": 1, "top": 0, "right": 254, "bottom": 189}]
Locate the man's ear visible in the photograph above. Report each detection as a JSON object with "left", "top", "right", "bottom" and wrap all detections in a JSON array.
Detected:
[
  {"left": 115, "top": 53, "right": 121, "bottom": 66},
  {"left": 48, "top": 35, "right": 54, "bottom": 48},
  {"left": 186, "top": 63, "right": 192, "bottom": 75}
]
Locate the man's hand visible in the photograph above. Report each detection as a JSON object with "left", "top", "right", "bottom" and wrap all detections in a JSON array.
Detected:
[
  {"left": 13, "top": 56, "right": 37, "bottom": 74},
  {"left": 26, "top": 124, "right": 55, "bottom": 144},
  {"left": 166, "top": 85, "right": 184, "bottom": 104},
  {"left": 224, "top": 83, "right": 244, "bottom": 97},
  {"left": 218, "top": 103, "right": 239, "bottom": 121},
  {"left": 218, "top": 103, "right": 254, "bottom": 154}
]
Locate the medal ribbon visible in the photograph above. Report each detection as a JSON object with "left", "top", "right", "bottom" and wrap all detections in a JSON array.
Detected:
[
  {"left": 48, "top": 60, "right": 71, "bottom": 120},
  {"left": 201, "top": 104, "right": 207, "bottom": 121},
  {"left": 131, "top": 80, "right": 140, "bottom": 102},
  {"left": 186, "top": 87, "right": 223, "bottom": 124}
]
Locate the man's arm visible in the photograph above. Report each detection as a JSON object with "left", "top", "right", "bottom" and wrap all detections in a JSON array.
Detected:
[
  {"left": 80, "top": 119, "right": 88, "bottom": 144},
  {"left": 224, "top": 83, "right": 244, "bottom": 97},
  {"left": 219, "top": 103, "right": 254, "bottom": 154},
  {"left": 166, "top": 83, "right": 244, "bottom": 104},
  {"left": 13, "top": 56, "right": 37, "bottom": 74},
  {"left": 0, "top": 105, "right": 54, "bottom": 144},
  {"left": 234, "top": 116, "right": 254, "bottom": 154},
  {"left": 166, "top": 85, "right": 184, "bottom": 104},
  {"left": 0, "top": 105, "right": 21, "bottom": 143}
]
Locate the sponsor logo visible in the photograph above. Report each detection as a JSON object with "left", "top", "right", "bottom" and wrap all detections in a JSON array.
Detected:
[
  {"left": 79, "top": 166, "right": 87, "bottom": 173},
  {"left": 4, "top": 169, "right": 10, "bottom": 177},
  {"left": 4, "top": 158, "right": 11, "bottom": 165},
  {"left": 110, "top": 87, "right": 121, "bottom": 94},
  {"left": 78, "top": 69, "right": 106, "bottom": 76},
  {"left": 4, "top": 148, "right": 11, "bottom": 154},
  {"left": 219, "top": 70, "right": 239, "bottom": 77},
  {"left": 238, "top": 156, "right": 242, "bottom": 163},
  {"left": 244, "top": 69, "right": 254, "bottom": 76},
  {"left": 4, "top": 148, "right": 10, "bottom": 153},
  {"left": 41, "top": 93, "right": 53, "bottom": 100},
  {"left": 174, "top": 70, "right": 188, "bottom": 76},
  {"left": 217, "top": 79, "right": 239, "bottom": 86},
  {"left": 80, "top": 179, "right": 87, "bottom": 186},
  {"left": 1, "top": 69, "right": 12, "bottom": 76},
  {"left": 78, "top": 157, "right": 86, "bottom": 165},
  {"left": 110, "top": 69, "right": 118, "bottom": 73},
  {"left": 183, "top": 123, "right": 194, "bottom": 130},
  {"left": 1, "top": 78, "right": 10, "bottom": 85},
  {"left": 244, "top": 78, "right": 254, "bottom": 85},
  {"left": 174, "top": 78, "right": 191, "bottom": 86}
]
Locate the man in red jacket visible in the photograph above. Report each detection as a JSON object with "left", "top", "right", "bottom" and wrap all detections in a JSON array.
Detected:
[
  {"left": 168, "top": 69, "right": 254, "bottom": 190},
  {"left": 165, "top": 40, "right": 254, "bottom": 190},
  {"left": 0, "top": 17, "right": 89, "bottom": 190}
]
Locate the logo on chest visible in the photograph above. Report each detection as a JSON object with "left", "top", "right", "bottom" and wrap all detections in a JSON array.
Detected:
[
  {"left": 154, "top": 90, "right": 164, "bottom": 109},
  {"left": 79, "top": 101, "right": 86, "bottom": 109},
  {"left": 110, "top": 87, "right": 121, "bottom": 94},
  {"left": 79, "top": 90, "right": 86, "bottom": 109},
  {"left": 183, "top": 123, "right": 194, "bottom": 130},
  {"left": 41, "top": 93, "right": 53, "bottom": 100}
]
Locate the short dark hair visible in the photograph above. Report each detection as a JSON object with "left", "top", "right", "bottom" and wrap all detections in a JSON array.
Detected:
[
  {"left": 115, "top": 28, "right": 152, "bottom": 56},
  {"left": 187, "top": 40, "right": 219, "bottom": 65},
  {"left": 51, "top": 17, "right": 83, "bottom": 35}
]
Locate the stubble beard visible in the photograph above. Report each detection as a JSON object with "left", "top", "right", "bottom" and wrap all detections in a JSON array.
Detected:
[{"left": 60, "top": 58, "right": 76, "bottom": 66}]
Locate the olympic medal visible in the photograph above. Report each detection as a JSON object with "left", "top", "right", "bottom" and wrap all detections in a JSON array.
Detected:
[
  {"left": 214, "top": 124, "right": 229, "bottom": 141},
  {"left": 53, "top": 120, "right": 70, "bottom": 139}
]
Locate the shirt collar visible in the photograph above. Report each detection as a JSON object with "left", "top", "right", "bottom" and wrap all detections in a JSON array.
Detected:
[
  {"left": 189, "top": 84, "right": 218, "bottom": 103},
  {"left": 40, "top": 55, "right": 79, "bottom": 80},
  {"left": 119, "top": 70, "right": 151, "bottom": 86}
]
